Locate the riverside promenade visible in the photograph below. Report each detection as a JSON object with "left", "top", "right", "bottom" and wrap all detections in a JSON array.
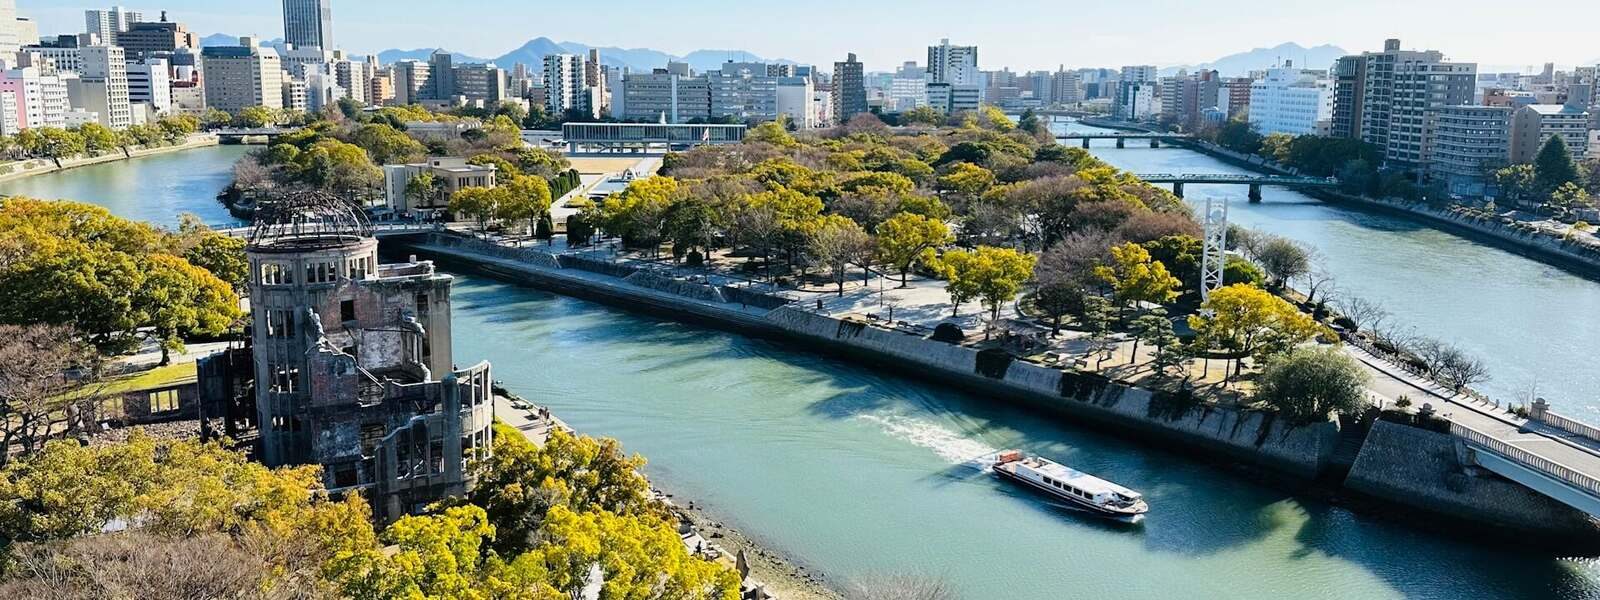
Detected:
[{"left": 393, "top": 227, "right": 1600, "bottom": 541}]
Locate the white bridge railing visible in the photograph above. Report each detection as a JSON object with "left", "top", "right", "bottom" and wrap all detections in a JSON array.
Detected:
[{"left": 1451, "top": 421, "right": 1600, "bottom": 497}]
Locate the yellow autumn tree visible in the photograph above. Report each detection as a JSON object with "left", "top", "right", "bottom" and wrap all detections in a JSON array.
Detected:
[{"left": 1188, "top": 284, "right": 1332, "bottom": 378}]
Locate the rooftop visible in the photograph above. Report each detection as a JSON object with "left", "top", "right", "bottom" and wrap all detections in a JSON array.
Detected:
[{"left": 1024, "top": 458, "right": 1141, "bottom": 498}]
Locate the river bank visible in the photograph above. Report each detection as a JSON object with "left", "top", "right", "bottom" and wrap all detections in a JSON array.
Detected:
[
  {"left": 396, "top": 232, "right": 1600, "bottom": 547},
  {"left": 1076, "top": 119, "right": 1600, "bottom": 280},
  {"left": 0, "top": 134, "right": 220, "bottom": 184}
]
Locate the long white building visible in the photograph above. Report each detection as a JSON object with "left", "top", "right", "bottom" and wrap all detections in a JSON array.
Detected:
[
  {"left": 927, "top": 39, "right": 978, "bottom": 87},
  {"left": 1248, "top": 67, "right": 1333, "bottom": 136}
]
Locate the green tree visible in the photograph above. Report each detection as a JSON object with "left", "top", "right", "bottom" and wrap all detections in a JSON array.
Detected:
[
  {"left": 900, "top": 105, "right": 944, "bottom": 127},
  {"left": 1223, "top": 255, "right": 1266, "bottom": 288},
  {"left": 497, "top": 175, "right": 554, "bottom": 237},
  {"left": 297, "top": 139, "right": 382, "bottom": 200},
  {"left": 200, "top": 108, "right": 233, "bottom": 130},
  {"left": 746, "top": 120, "right": 797, "bottom": 147},
  {"left": 351, "top": 123, "right": 427, "bottom": 165},
  {"left": 1188, "top": 284, "right": 1329, "bottom": 377},
  {"left": 937, "top": 246, "right": 1036, "bottom": 335},
  {"left": 1251, "top": 235, "right": 1310, "bottom": 290},
  {"left": 1533, "top": 134, "right": 1582, "bottom": 195},
  {"left": 602, "top": 176, "right": 682, "bottom": 252},
  {"left": 1141, "top": 234, "right": 1202, "bottom": 292},
  {"left": 76, "top": 123, "right": 117, "bottom": 156},
  {"left": 449, "top": 186, "right": 501, "bottom": 232},
  {"left": 136, "top": 254, "right": 241, "bottom": 364},
  {"left": 664, "top": 197, "right": 721, "bottom": 263},
  {"left": 234, "top": 105, "right": 278, "bottom": 128},
  {"left": 1493, "top": 163, "right": 1537, "bottom": 206},
  {"left": 1032, "top": 282, "right": 1086, "bottom": 335},
  {"left": 512, "top": 505, "right": 740, "bottom": 600},
  {"left": 404, "top": 170, "right": 441, "bottom": 210},
  {"left": 1130, "top": 309, "right": 1178, "bottom": 365},
  {"left": 1255, "top": 346, "right": 1370, "bottom": 424},
  {"left": 36, "top": 127, "right": 86, "bottom": 164},
  {"left": 1549, "top": 181, "right": 1593, "bottom": 212},
  {"left": 876, "top": 212, "right": 953, "bottom": 286},
  {"left": 1093, "top": 242, "right": 1180, "bottom": 317},
  {"left": 180, "top": 230, "right": 249, "bottom": 292}
]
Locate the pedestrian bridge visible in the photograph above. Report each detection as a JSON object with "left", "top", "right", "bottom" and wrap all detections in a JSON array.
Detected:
[
  {"left": 214, "top": 127, "right": 294, "bottom": 144},
  {"left": 1132, "top": 173, "right": 1340, "bottom": 201}
]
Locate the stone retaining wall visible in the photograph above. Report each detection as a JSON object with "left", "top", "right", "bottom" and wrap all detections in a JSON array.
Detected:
[
  {"left": 623, "top": 271, "right": 726, "bottom": 303},
  {"left": 0, "top": 134, "right": 220, "bottom": 183},
  {"left": 1345, "top": 421, "right": 1600, "bottom": 539},
  {"left": 766, "top": 306, "right": 1336, "bottom": 477}
]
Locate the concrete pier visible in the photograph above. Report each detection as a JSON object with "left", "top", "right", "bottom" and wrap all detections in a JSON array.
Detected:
[
  {"left": 1248, "top": 183, "right": 1263, "bottom": 203},
  {"left": 1172, "top": 182, "right": 1184, "bottom": 198}
]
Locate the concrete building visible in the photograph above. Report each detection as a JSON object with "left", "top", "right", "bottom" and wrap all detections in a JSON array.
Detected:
[
  {"left": 620, "top": 71, "right": 708, "bottom": 123},
  {"left": 0, "top": 63, "right": 69, "bottom": 132},
  {"left": 282, "top": 0, "right": 333, "bottom": 50},
  {"left": 282, "top": 76, "right": 308, "bottom": 112},
  {"left": 1423, "top": 105, "right": 1511, "bottom": 196},
  {"left": 925, "top": 82, "right": 981, "bottom": 115},
  {"left": 1350, "top": 39, "right": 1477, "bottom": 171},
  {"left": 1510, "top": 104, "right": 1592, "bottom": 164},
  {"left": 281, "top": 45, "right": 334, "bottom": 79},
  {"left": 63, "top": 45, "right": 130, "bottom": 129},
  {"left": 775, "top": 75, "right": 816, "bottom": 128},
  {"left": 1116, "top": 80, "right": 1158, "bottom": 121},
  {"left": 124, "top": 56, "right": 170, "bottom": 118},
  {"left": 83, "top": 5, "right": 141, "bottom": 46},
  {"left": 0, "top": 0, "right": 39, "bottom": 64},
  {"left": 708, "top": 68, "right": 777, "bottom": 122},
  {"left": 201, "top": 37, "right": 283, "bottom": 114},
  {"left": 165, "top": 47, "right": 204, "bottom": 114},
  {"left": 197, "top": 195, "right": 494, "bottom": 523},
  {"left": 927, "top": 38, "right": 978, "bottom": 86},
  {"left": 1248, "top": 66, "right": 1333, "bottom": 136},
  {"left": 383, "top": 157, "right": 497, "bottom": 214},
  {"left": 1219, "top": 77, "right": 1253, "bottom": 120},
  {"left": 1329, "top": 55, "right": 1365, "bottom": 139},
  {"left": 543, "top": 53, "right": 590, "bottom": 118},
  {"left": 832, "top": 53, "right": 866, "bottom": 124},
  {"left": 452, "top": 63, "right": 507, "bottom": 105},
  {"left": 331, "top": 54, "right": 371, "bottom": 106},
  {"left": 1052, "top": 68, "right": 1083, "bottom": 105},
  {"left": 389, "top": 59, "right": 430, "bottom": 106},
  {"left": 118, "top": 15, "right": 199, "bottom": 60}
]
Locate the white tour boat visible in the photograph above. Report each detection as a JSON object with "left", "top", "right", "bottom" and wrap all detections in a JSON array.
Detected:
[{"left": 992, "top": 450, "right": 1148, "bottom": 520}]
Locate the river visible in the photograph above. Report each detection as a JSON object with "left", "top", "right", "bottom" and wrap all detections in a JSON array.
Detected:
[
  {"left": 22, "top": 143, "right": 1600, "bottom": 599},
  {"left": 0, "top": 144, "right": 251, "bottom": 228},
  {"left": 1059, "top": 119, "right": 1600, "bottom": 419}
]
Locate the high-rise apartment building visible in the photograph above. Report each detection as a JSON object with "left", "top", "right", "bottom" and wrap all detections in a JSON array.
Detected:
[
  {"left": 831, "top": 53, "right": 866, "bottom": 124},
  {"left": 709, "top": 67, "right": 778, "bottom": 122},
  {"left": 201, "top": 37, "right": 283, "bottom": 114},
  {"left": 1510, "top": 104, "right": 1592, "bottom": 164},
  {"left": 1423, "top": 105, "right": 1511, "bottom": 196},
  {"left": 543, "top": 53, "right": 590, "bottom": 118},
  {"left": 282, "top": 0, "right": 333, "bottom": 50},
  {"left": 927, "top": 38, "right": 978, "bottom": 86},
  {"left": 0, "top": 64, "right": 68, "bottom": 133},
  {"left": 452, "top": 63, "right": 508, "bottom": 105},
  {"left": 84, "top": 6, "right": 141, "bottom": 46},
  {"left": 62, "top": 45, "right": 130, "bottom": 129},
  {"left": 1347, "top": 39, "right": 1477, "bottom": 171},
  {"left": 1328, "top": 56, "right": 1365, "bottom": 139},
  {"left": 389, "top": 60, "right": 431, "bottom": 106}
]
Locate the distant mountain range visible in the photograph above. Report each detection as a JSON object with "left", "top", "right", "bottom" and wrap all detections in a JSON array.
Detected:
[
  {"left": 370, "top": 37, "right": 797, "bottom": 73},
  {"left": 1161, "top": 42, "right": 1349, "bottom": 76},
  {"left": 199, "top": 33, "right": 283, "bottom": 49}
]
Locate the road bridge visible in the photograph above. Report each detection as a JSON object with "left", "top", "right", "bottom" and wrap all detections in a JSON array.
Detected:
[
  {"left": 1133, "top": 173, "right": 1340, "bottom": 202},
  {"left": 1054, "top": 132, "right": 1193, "bottom": 149},
  {"left": 214, "top": 127, "right": 294, "bottom": 144}
]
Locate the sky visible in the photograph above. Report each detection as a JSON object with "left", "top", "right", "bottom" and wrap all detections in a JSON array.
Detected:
[{"left": 20, "top": 0, "right": 1600, "bottom": 72}]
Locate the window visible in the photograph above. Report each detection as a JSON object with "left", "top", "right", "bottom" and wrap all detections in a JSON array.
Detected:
[
  {"left": 415, "top": 293, "right": 429, "bottom": 318},
  {"left": 306, "top": 261, "right": 338, "bottom": 284},
  {"left": 265, "top": 309, "right": 295, "bottom": 339},
  {"left": 332, "top": 465, "right": 359, "bottom": 488},
  {"left": 340, "top": 299, "right": 356, "bottom": 322},
  {"left": 260, "top": 262, "right": 293, "bottom": 285},
  {"left": 346, "top": 256, "right": 371, "bottom": 280},
  {"left": 147, "top": 389, "right": 179, "bottom": 413},
  {"left": 268, "top": 364, "right": 299, "bottom": 393}
]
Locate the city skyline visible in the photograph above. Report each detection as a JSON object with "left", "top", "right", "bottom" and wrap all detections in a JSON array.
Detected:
[{"left": 18, "top": 0, "right": 1600, "bottom": 72}]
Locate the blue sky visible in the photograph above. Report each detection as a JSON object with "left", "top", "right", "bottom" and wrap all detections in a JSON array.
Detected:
[{"left": 20, "top": 1, "right": 1600, "bottom": 71}]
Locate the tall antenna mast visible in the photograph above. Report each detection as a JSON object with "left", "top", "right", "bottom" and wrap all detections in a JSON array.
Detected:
[{"left": 1200, "top": 197, "right": 1229, "bottom": 301}]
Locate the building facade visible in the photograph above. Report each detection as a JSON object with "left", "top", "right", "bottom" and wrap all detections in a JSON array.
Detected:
[
  {"left": 83, "top": 5, "right": 141, "bottom": 46},
  {"left": 1510, "top": 104, "right": 1592, "bottom": 163},
  {"left": 1423, "top": 105, "right": 1511, "bottom": 196},
  {"left": 927, "top": 39, "right": 978, "bottom": 86},
  {"left": 542, "top": 53, "right": 590, "bottom": 118},
  {"left": 1351, "top": 39, "right": 1477, "bottom": 171},
  {"left": 831, "top": 53, "right": 866, "bottom": 124},
  {"left": 282, "top": 0, "right": 333, "bottom": 50},
  {"left": 198, "top": 197, "right": 493, "bottom": 523},
  {"left": 382, "top": 157, "right": 498, "bottom": 214},
  {"left": 201, "top": 37, "right": 283, "bottom": 114},
  {"left": 1248, "top": 67, "right": 1332, "bottom": 136},
  {"left": 118, "top": 17, "right": 199, "bottom": 60}
]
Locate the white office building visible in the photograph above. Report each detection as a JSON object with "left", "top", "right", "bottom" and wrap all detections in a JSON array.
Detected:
[
  {"left": 124, "top": 56, "right": 170, "bottom": 119},
  {"left": 1248, "top": 67, "right": 1333, "bottom": 136},
  {"left": 84, "top": 5, "right": 141, "bottom": 46},
  {"left": 543, "top": 53, "right": 590, "bottom": 118},
  {"left": 776, "top": 76, "right": 816, "bottom": 128}
]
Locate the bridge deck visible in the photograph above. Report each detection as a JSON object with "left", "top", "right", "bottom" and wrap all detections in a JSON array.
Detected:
[
  {"left": 1452, "top": 408, "right": 1600, "bottom": 514},
  {"left": 1135, "top": 173, "right": 1340, "bottom": 186}
]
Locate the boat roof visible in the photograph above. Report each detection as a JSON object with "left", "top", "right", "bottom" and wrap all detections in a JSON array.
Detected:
[{"left": 1025, "top": 458, "right": 1141, "bottom": 497}]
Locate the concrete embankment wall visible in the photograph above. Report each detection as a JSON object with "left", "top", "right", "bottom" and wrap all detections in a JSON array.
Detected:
[
  {"left": 1344, "top": 421, "right": 1600, "bottom": 541},
  {"left": 0, "top": 134, "right": 221, "bottom": 183},
  {"left": 765, "top": 306, "right": 1338, "bottom": 478}
]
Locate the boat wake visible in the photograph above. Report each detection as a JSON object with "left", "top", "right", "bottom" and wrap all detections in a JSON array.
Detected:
[{"left": 856, "top": 413, "right": 999, "bottom": 470}]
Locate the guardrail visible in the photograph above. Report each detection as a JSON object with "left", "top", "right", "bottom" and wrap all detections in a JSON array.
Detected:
[
  {"left": 1452, "top": 421, "right": 1600, "bottom": 497},
  {"left": 1535, "top": 409, "right": 1600, "bottom": 446}
]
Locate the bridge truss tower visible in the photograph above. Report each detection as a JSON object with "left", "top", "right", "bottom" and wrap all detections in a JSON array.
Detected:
[{"left": 1200, "top": 198, "right": 1228, "bottom": 301}]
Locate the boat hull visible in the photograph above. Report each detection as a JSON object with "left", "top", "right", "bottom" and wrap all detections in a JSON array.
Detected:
[{"left": 994, "top": 465, "right": 1146, "bottom": 520}]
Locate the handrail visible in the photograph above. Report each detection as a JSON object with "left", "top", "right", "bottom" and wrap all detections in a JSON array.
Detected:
[
  {"left": 1535, "top": 410, "right": 1600, "bottom": 446},
  {"left": 1451, "top": 421, "right": 1600, "bottom": 497}
]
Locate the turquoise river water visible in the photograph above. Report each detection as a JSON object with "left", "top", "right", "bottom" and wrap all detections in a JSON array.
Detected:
[{"left": 11, "top": 143, "right": 1600, "bottom": 599}]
